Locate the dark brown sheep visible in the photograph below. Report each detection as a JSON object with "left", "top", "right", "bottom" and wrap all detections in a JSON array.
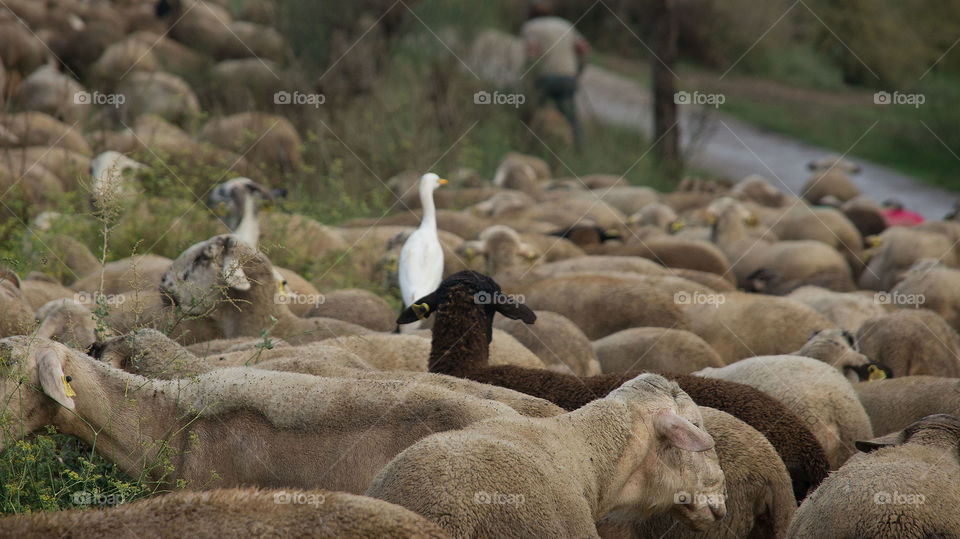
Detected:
[{"left": 401, "top": 270, "right": 830, "bottom": 502}]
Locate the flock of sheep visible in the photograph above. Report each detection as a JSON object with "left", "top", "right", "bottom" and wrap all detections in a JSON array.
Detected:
[{"left": 2, "top": 0, "right": 960, "bottom": 538}]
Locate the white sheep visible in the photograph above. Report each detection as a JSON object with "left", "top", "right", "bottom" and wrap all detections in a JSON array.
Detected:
[
  {"left": 854, "top": 376, "right": 960, "bottom": 436},
  {"left": 0, "top": 488, "right": 450, "bottom": 538},
  {"left": 367, "top": 373, "right": 725, "bottom": 538},
  {"left": 696, "top": 354, "right": 874, "bottom": 468},
  {"left": 159, "top": 235, "right": 370, "bottom": 345},
  {"left": 787, "top": 414, "right": 960, "bottom": 538},
  {"left": 0, "top": 336, "right": 525, "bottom": 494}
]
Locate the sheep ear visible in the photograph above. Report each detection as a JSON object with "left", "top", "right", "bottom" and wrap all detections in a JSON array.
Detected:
[
  {"left": 654, "top": 410, "right": 714, "bottom": 452},
  {"left": 36, "top": 347, "right": 76, "bottom": 411},
  {"left": 0, "top": 268, "right": 21, "bottom": 289},
  {"left": 397, "top": 293, "right": 438, "bottom": 324},
  {"left": 496, "top": 301, "right": 536, "bottom": 324},
  {"left": 221, "top": 253, "right": 251, "bottom": 291},
  {"left": 856, "top": 432, "right": 905, "bottom": 453}
]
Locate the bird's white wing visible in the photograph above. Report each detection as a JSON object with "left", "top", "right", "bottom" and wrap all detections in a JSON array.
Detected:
[{"left": 399, "top": 229, "right": 444, "bottom": 306}]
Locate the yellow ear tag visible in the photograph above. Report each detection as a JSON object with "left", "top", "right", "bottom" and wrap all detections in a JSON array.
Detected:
[
  {"left": 746, "top": 214, "right": 758, "bottom": 227},
  {"left": 62, "top": 375, "right": 77, "bottom": 397},
  {"left": 412, "top": 303, "right": 429, "bottom": 320},
  {"left": 670, "top": 220, "right": 685, "bottom": 232},
  {"left": 705, "top": 212, "right": 717, "bottom": 226},
  {"left": 867, "top": 365, "right": 887, "bottom": 381}
]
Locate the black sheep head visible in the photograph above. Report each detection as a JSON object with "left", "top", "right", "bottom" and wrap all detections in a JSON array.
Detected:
[{"left": 397, "top": 270, "right": 535, "bottom": 342}]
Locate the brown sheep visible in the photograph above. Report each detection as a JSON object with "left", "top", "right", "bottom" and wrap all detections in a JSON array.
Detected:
[
  {"left": 0, "top": 269, "right": 36, "bottom": 338},
  {"left": 0, "top": 112, "right": 90, "bottom": 154},
  {"left": 200, "top": 112, "right": 303, "bottom": 173},
  {"left": 117, "top": 71, "right": 201, "bottom": 128}
]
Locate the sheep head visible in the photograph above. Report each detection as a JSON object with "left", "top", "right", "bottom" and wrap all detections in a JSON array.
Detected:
[
  {"left": 605, "top": 374, "right": 726, "bottom": 530},
  {"left": 160, "top": 234, "right": 257, "bottom": 316},
  {"left": 800, "top": 328, "right": 893, "bottom": 383},
  {"left": 855, "top": 414, "right": 960, "bottom": 454},
  {"left": 399, "top": 271, "right": 534, "bottom": 372},
  {"left": 35, "top": 299, "right": 98, "bottom": 352},
  {"left": 0, "top": 338, "right": 78, "bottom": 451},
  {"left": 477, "top": 225, "right": 539, "bottom": 274}
]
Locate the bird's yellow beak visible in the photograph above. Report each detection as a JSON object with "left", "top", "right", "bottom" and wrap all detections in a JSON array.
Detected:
[{"left": 438, "top": 178, "right": 448, "bottom": 186}]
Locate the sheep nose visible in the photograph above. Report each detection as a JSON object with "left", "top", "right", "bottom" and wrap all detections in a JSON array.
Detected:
[{"left": 709, "top": 502, "right": 726, "bottom": 520}]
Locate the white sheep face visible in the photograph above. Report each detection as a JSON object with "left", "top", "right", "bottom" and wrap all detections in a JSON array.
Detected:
[
  {"left": 607, "top": 376, "right": 726, "bottom": 530},
  {"left": 160, "top": 235, "right": 253, "bottom": 316}
]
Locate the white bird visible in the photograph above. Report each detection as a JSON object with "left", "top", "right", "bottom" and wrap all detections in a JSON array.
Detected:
[{"left": 399, "top": 172, "right": 448, "bottom": 308}]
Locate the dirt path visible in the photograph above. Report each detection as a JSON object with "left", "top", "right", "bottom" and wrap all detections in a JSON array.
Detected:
[{"left": 470, "top": 30, "right": 956, "bottom": 218}]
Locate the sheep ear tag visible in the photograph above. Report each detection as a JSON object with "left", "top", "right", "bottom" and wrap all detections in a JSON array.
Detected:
[
  {"left": 867, "top": 365, "right": 887, "bottom": 381},
  {"left": 62, "top": 375, "right": 77, "bottom": 397},
  {"left": 412, "top": 303, "right": 430, "bottom": 320}
]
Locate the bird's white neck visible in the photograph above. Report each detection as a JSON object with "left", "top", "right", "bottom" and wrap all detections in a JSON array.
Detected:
[
  {"left": 419, "top": 184, "right": 438, "bottom": 231},
  {"left": 234, "top": 195, "right": 260, "bottom": 247}
]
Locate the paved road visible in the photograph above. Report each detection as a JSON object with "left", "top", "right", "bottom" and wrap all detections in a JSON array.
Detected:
[{"left": 471, "top": 30, "right": 956, "bottom": 218}]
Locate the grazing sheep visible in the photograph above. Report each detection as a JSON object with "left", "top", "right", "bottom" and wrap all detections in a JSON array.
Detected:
[
  {"left": 116, "top": 70, "right": 201, "bottom": 128},
  {"left": 407, "top": 270, "right": 829, "bottom": 501},
  {"left": 801, "top": 155, "right": 861, "bottom": 205},
  {"left": 854, "top": 376, "right": 960, "bottom": 435},
  {"left": 603, "top": 407, "right": 795, "bottom": 539},
  {"left": 96, "top": 329, "right": 563, "bottom": 419},
  {"left": 367, "top": 373, "right": 726, "bottom": 538},
  {"left": 0, "top": 336, "right": 524, "bottom": 493},
  {"left": 794, "top": 328, "right": 893, "bottom": 382},
  {"left": 856, "top": 310, "right": 960, "bottom": 377},
  {"left": 305, "top": 289, "right": 396, "bottom": 332},
  {"left": 0, "top": 112, "right": 90, "bottom": 154},
  {"left": 91, "top": 35, "right": 160, "bottom": 81},
  {"left": 13, "top": 64, "right": 87, "bottom": 122},
  {"left": 200, "top": 112, "right": 304, "bottom": 173},
  {"left": 520, "top": 273, "right": 690, "bottom": 339},
  {"left": 841, "top": 195, "right": 887, "bottom": 239},
  {"left": 786, "top": 285, "right": 887, "bottom": 333},
  {"left": 159, "top": 235, "right": 371, "bottom": 345},
  {"left": 709, "top": 197, "right": 854, "bottom": 291},
  {"left": 157, "top": 0, "right": 235, "bottom": 55},
  {"left": 19, "top": 273, "right": 75, "bottom": 310},
  {"left": 729, "top": 174, "right": 788, "bottom": 207},
  {"left": 890, "top": 258, "right": 960, "bottom": 333},
  {"left": 35, "top": 298, "right": 97, "bottom": 351},
  {"left": 72, "top": 254, "right": 171, "bottom": 296},
  {"left": 681, "top": 291, "right": 836, "bottom": 364},
  {"left": 696, "top": 354, "right": 874, "bottom": 468},
  {"left": 0, "top": 269, "right": 37, "bottom": 338},
  {"left": 590, "top": 185, "right": 660, "bottom": 216},
  {"left": 209, "top": 58, "right": 287, "bottom": 112},
  {"left": 216, "top": 20, "right": 288, "bottom": 61},
  {"left": 586, "top": 238, "right": 733, "bottom": 280},
  {"left": 858, "top": 226, "right": 958, "bottom": 290},
  {"left": 593, "top": 327, "right": 725, "bottom": 375},
  {"left": 491, "top": 152, "right": 550, "bottom": 194},
  {"left": 494, "top": 310, "right": 602, "bottom": 376},
  {"left": 770, "top": 204, "right": 865, "bottom": 274},
  {"left": 787, "top": 414, "right": 960, "bottom": 539},
  {"left": 0, "top": 487, "right": 451, "bottom": 539}
]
